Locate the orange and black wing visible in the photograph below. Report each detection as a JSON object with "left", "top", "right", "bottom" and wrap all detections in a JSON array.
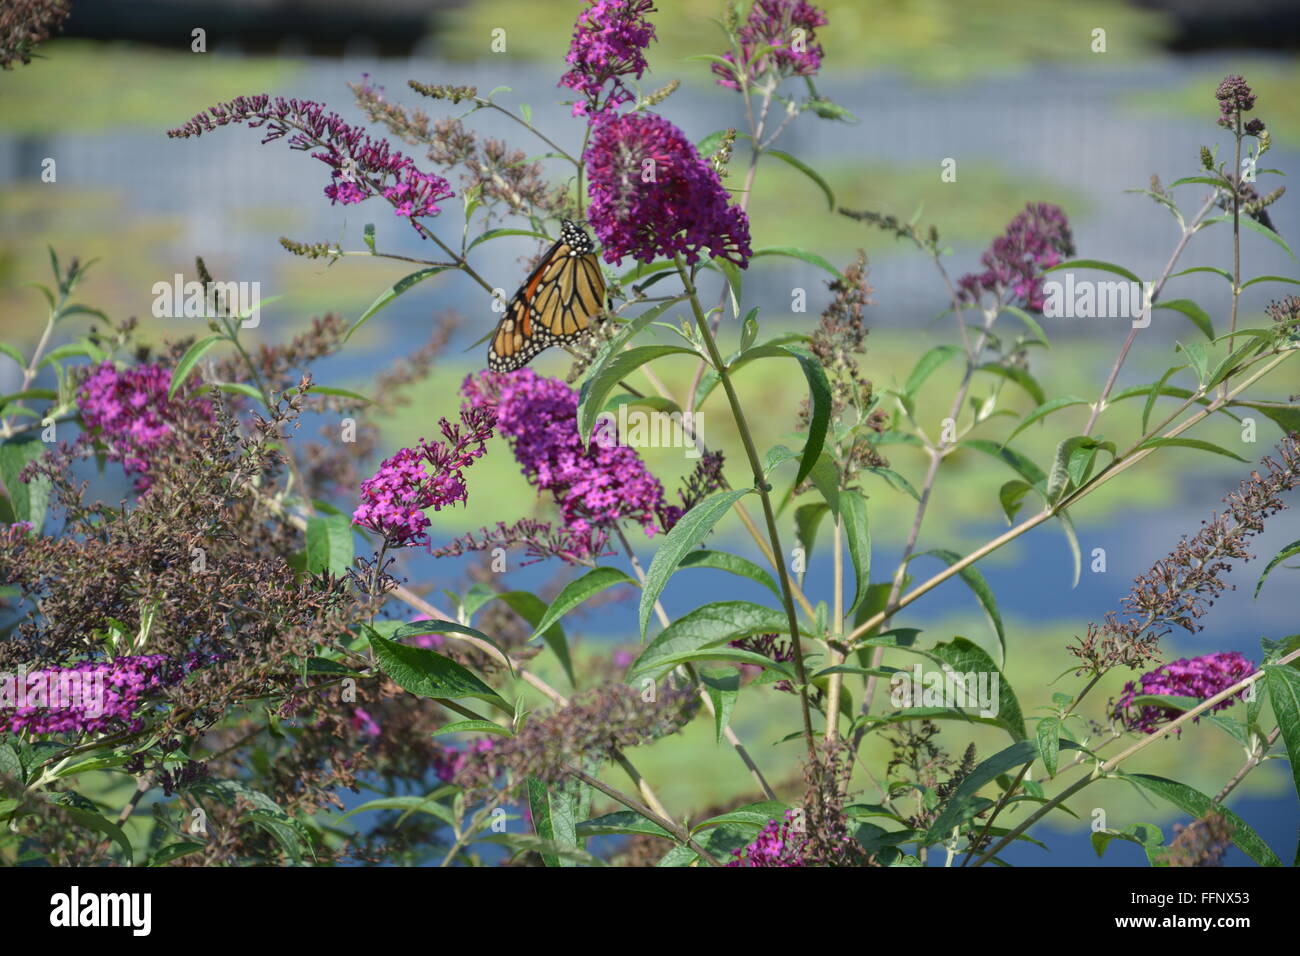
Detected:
[{"left": 487, "top": 220, "right": 607, "bottom": 372}]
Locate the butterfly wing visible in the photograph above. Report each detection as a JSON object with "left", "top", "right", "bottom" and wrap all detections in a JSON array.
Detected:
[{"left": 487, "top": 224, "right": 607, "bottom": 372}]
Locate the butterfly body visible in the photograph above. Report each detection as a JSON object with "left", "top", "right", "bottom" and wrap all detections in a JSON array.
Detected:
[{"left": 487, "top": 219, "right": 607, "bottom": 372}]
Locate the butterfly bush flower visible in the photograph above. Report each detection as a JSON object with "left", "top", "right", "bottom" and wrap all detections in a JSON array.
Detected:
[
  {"left": 77, "top": 360, "right": 211, "bottom": 491},
  {"left": 713, "top": 0, "right": 828, "bottom": 91},
  {"left": 1215, "top": 74, "right": 1257, "bottom": 130},
  {"left": 460, "top": 369, "right": 669, "bottom": 558},
  {"left": 727, "top": 809, "right": 806, "bottom": 866},
  {"left": 559, "top": 0, "right": 658, "bottom": 118},
  {"left": 1111, "top": 651, "right": 1255, "bottom": 736},
  {"left": 2, "top": 655, "right": 188, "bottom": 737},
  {"left": 167, "top": 95, "right": 454, "bottom": 223},
  {"left": 957, "top": 202, "right": 1075, "bottom": 312},
  {"left": 585, "top": 111, "right": 752, "bottom": 266},
  {"left": 352, "top": 406, "right": 496, "bottom": 548}
]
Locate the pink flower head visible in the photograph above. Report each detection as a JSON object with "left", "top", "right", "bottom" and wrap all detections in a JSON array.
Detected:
[
  {"left": 584, "top": 111, "right": 752, "bottom": 266},
  {"left": 957, "top": 203, "right": 1074, "bottom": 313},
  {"left": 713, "top": 0, "right": 828, "bottom": 91},
  {"left": 77, "top": 360, "right": 212, "bottom": 491},
  {"left": 1111, "top": 651, "right": 1256, "bottom": 735},
  {"left": 459, "top": 369, "right": 669, "bottom": 558},
  {"left": 560, "top": 0, "right": 658, "bottom": 118},
  {"left": 352, "top": 406, "right": 496, "bottom": 547},
  {"left": 727, "top": 809, "right": 805, "bottom": 866}
]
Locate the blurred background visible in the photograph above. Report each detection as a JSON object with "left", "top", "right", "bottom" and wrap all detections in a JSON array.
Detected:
[{"left": 2, "top": 0, "right": 1298, "bottom": 865}]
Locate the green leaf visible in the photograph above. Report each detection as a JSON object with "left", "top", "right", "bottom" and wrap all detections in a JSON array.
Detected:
[
  {"left": 1119, "top": 773, "right": 1281, "bottom": 866},
  {"left": 1170, "top": 265, "right": 1233, "bottom": 284},
  {"left": 765, "top": 148, "right": 835, "bottom": 211},
  {"left": 431, "top": 719, "right": 513, "bottom": 738},
  {"left": 465, "top": 227, "right": 551, "bottom": 252},
  {"left": 168, "top": 335, "right": 222, "bottom": 398},
  {"left": 700, "top": 668, "right": 740, "bottom": 744},
  {"left": 677, "top": 549, "right": 780, "bottom": 599},
  {"left": 1153, "top": 299, "right": 1214, "bottom": 340},
  {"left": 368, "top": 631, "right": 510, "bottom": 713},
  {"left": 528, "top": 777, "right": 580, "bottom": 867},
  {"left": 47, "top": 796, "right": 133, "bottom": 865},
  {"left": 905, "top": 344, "right": 961, "bottom": 400},
  {"left": 0, "top": 437, "right": 50, "bottom": 532},
  {"left": 911, "top": 550, "right": 1005, "bottom": 663},
  {"left": 693, "top": 801, "right": 789, "bottom": 832},
  {"left": 530, "top": 566, "right": 636, "bottom": 641},
  {"left": 628, "top": 601, "right": 788, "bottom": 682},
  {"left": 1003, "top": 396, "right": 1090, "bottom": 445},
  {"left": 1135, "top": 436, "right": 1248, "bottom": 463},
  {"left": 1241, "top": 274, "right": 1300, "bottom": 290},
  {"left": 1255, "top": 538, "right": 1300, "bottom": 597},
  {"left": 998, "top": 479, "right": 1033, "bottom": 524},
  {"left": 638, "top": 488, "right": 751, "bottom": 638},
  {"left": 305, "top": 513, "right": 353, "bottom": 575},
  {"left": 337, "top": 794, "right": 454, "bottom": 827},
  {"left": 1002, "top": 305, "right": 1051, "bottom": 348},
  {"left": 388, "top": 619, "right": 515, "bottom": 678},
  {"left": 924, "top": 740, "right": 1036, "bottom": 844},
  {"left": 149, "top": 841, "right": 206, "bottom": 867},
  {"left": 750, "top": 246, "right": 843, "bottom": 279},
  {"left": 1202, "top": 214, "right": 1295, "bottom": 260},
  {"left": 794, "top": 501, "right": 829, "bottom": 558},
  {"left": 734, "top": 343, "right": 831, "bottom": 486},
  {"left": 0, "top": 342, "right": 26, "bottom": 369},
  {"left": 480, "top": 832, "right": 607, "bottom": 867},
  {"left": 840, "top": 490, "right": 871, "bottom": 615},
  {"left": 345, "top": 267, "right": 450, "bottom": 342},
  {"left": 1265, "top": 665, "right": 1300, "bottom": 806},
  {"left": 577, "top": 344, "right": 697, "bottom": 444},
  {"left": 924, "top": 637, "right": 1026, "bottom": 740},
  {"left": 576, "top": 810, "right": 672, "bottom": 839},
  {"left": 1036, "top": 717, "right": 1061, "bottom": 776},
  {"left": 216, "top": 382, "right": 264, "bottom": 403},
  {"left": 1044, "top": 258, "right": 1142, "bottom": 285},
  {"left": 977, "top": 363, "right": 1045, "bottom": 405}
]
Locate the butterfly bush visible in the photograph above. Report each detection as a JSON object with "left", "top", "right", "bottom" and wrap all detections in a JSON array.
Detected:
[
  {"left": 559, "top": 0, "right": 658, "bottom": 117},
  {"left": 351, "top": 406, "right": 496, "bottom": 547},
  {"left": 5, "top": 0, "right": 1299, "bottom": 873},
  {"left": 2, "top": 655, "right": 189, "bottom": 736},
  {"left": 713, "top": 0, "right": 828, "bottom": 91},
  {"left": 77, "top": 360, "right": 213, "bottom": 491},
  {"left": 459, "top": 370, "right": 669, "bottom": 557},
  {"left": 1112, "top": 652, "right": 1256, "bottom": 735},
  {"left": 956, "top": 202, "right": 1075, "bottom": 312},
  {"left": 167, "top": 95, "right": 454, "bottom": 222},
  {"left": 585, "top": 111, "right": 753, "bottom": 266}
]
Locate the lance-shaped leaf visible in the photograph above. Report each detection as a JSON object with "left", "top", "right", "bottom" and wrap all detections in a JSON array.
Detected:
[
  {"left": 638, "top": 488, "right": 751, "bottom": 637},
  {"left": 628, "top": 601, "right": 788, "bottom": 682},
  {"left": 530, "top": 566, "right": 636, "bottom": 640},
  {"left": 369, "top": 631, "right": 510, "bottom": 714},
  {"left": 911, "top": 550, "right": 1005, "bottom": 664}
]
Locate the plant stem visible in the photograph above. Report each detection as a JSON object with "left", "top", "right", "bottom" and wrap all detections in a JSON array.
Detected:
[{"left": 674, "top": 255, "right": 816, "bottom": 757}]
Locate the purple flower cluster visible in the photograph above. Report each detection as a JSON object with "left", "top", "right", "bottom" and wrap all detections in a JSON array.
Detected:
[
  {"left": 713, "top": 0, "right": 828, "bottom": 91},
  {"left": 167, "top": 94, "right": 454, "bottom": 222},
  {"left": 1111, "top": 651, "right": 1256, "bottom": 735},
  {"left": 1215, "top": 74, "right": 1257, "bottom": 130},
  {"left": 352, "top": 406, "right": 496, "bottom": 548},
  {"left": 957, "top": 202, "right": 1075, "bottom": 312},
  {"left": 77, "top": 361, "right": 207, "bottom": 491},
  {"left": 433, "top": 738, "right": 496, "bottom": 784},
  {"left": 727, "top": 809, "right": 805, "bottom": 866},
  {"left": 559, "top": 0, "right": 658, "bottom": 118},
  {"left": 1, "top": 654, "right": 187, "bottom": 737},
  {"left": 460, "top": 369, "right": 669, "bottom": 557},
  {"left": 585, "top": 111, "right": 752, "bottom": 266}
]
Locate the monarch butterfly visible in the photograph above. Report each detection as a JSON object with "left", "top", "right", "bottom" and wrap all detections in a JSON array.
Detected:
[{"left": 487, "top": 219, "right": 607, "bottom": 372}]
